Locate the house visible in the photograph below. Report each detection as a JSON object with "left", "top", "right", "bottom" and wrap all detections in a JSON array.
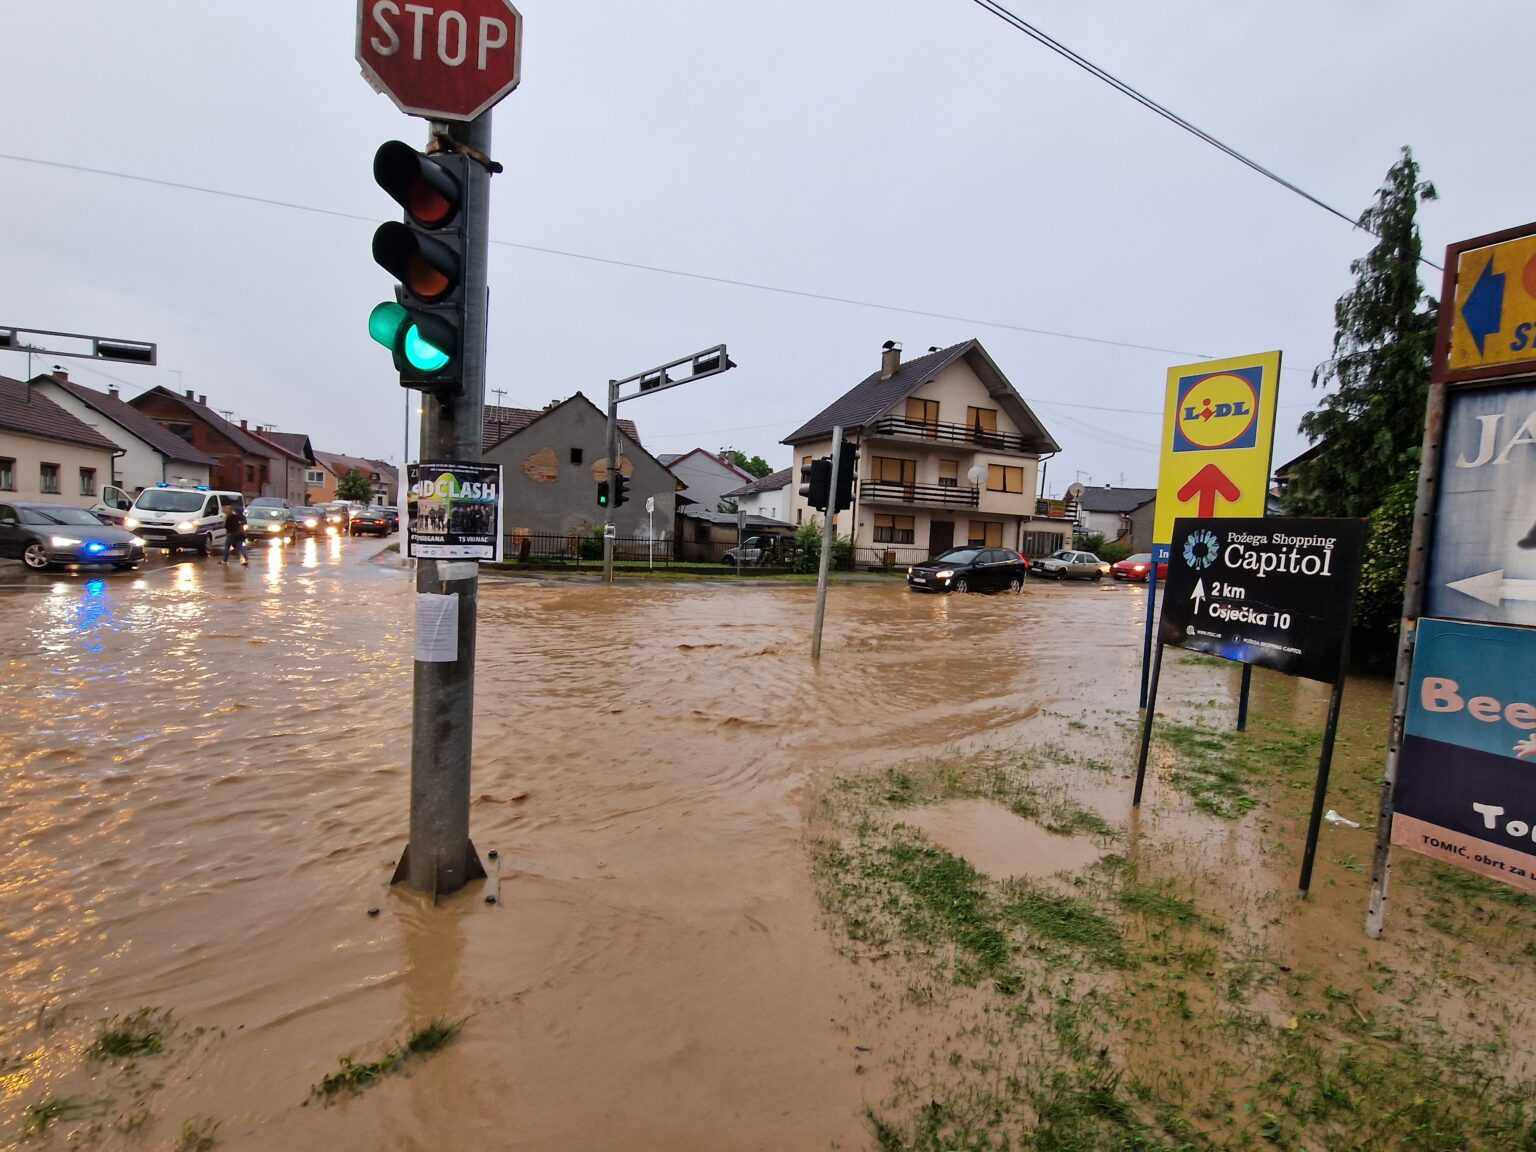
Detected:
[
  {"left": 129, "top": 387, "right": 306, "bottom": 501},
  {"left": 1076, "top": 485, "right": 1158, "bottom": 545},
  {"left": 312, "top": 451, "right": 397, "bottom": 506},
  {"left": 1271, "top": 441, "right": 1327, "bottom": 509},
  {"left": 723, "top": 467, "right": 792, "bottom": 523},
  {"left": 657, "top": 449, "right": 753, "bottom": 513},
  {"left": 676, "top": 506, "right": 795, "bottom": 562},
  {"left": 0, "top": 375, "right": 121, "bottom": 505},
  {"left": 30, "top": 370, "right": 213, "bottom": 496},
  {"left": 782, "top": 340, "right": 1071, "bottom": 567},
  {"left": 250, "top": 431, "right": 318, "bottom": 504},
  {"left": 480, "top": 393, "right": 678, "bottom": 551}
]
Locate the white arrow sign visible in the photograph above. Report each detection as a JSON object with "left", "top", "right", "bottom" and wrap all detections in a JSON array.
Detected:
[
  {"left": 1447, "top": 569, "right": 1536, "bottom": 607},
  {"left": 1190, "top": 577, "right": 1206, "bottom": 616}
]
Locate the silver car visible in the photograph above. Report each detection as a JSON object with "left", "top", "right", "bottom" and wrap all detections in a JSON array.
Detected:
[{"left": 1031, "top": 549, "right": 1111, "bottom": 580}]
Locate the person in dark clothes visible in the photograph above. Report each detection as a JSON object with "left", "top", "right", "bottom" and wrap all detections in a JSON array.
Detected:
[{"left": 222, "top": 504, "right": 249, "bottom": 565}]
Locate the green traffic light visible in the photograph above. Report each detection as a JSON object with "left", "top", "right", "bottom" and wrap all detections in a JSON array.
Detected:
[
  {"left": 368, "top": 301, "right": 407, "bottom": 349},
  {"left": 403, "top": 323, "right": 451, "bottom": 372},
  {"left": 369, "top": 301, "right": 453, "bottom": 374}
]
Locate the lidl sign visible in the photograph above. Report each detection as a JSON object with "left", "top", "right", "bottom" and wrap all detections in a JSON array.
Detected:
[
  {"left": 1153, "top": 351, "right": 1281, "bottom": 550},
  {"left": 1437, "top": 221, "right": 1536, "bottom": 385}
]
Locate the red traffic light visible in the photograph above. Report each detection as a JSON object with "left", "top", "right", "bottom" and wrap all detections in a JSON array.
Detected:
[
  {"left": 372, "top": 223, "right": 460, "bottom": 303},
  {"left": 373, "top": 141, "right": 462, "bottom": 227}
]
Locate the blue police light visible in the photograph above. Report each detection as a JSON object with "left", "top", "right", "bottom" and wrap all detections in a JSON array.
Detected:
[{"left": 84, "top": 541, "right": 107, "bottom": 555}]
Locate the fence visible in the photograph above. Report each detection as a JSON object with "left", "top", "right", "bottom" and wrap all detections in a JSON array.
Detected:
[{"left": 496, "top": 532, "right": 838, "bottom": 572}]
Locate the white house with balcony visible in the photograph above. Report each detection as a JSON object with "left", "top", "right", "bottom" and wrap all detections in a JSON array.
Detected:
[{"left": 782, "top": 340, "right": 1072, "bottom": 568}]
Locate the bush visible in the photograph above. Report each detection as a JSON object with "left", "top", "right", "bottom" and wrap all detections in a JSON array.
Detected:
[
  {"left": 1097, "top": 541, "right": 1133, "bottom": 563},
  {"left": 1353, "top": 471, "right": 1416, "bottom": 665},
  {"left": 794, "top": 518, "right": 852, "bottom": 573}
]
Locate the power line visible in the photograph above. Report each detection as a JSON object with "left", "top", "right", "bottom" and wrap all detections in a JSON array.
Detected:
[{"left": 964, "top": 0, "right": 1442, "bottom": 272}]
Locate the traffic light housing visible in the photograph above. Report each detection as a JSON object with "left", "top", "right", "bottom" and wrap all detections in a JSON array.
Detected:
[
  {"left": 597, "top": 480, "right": 610, "bottom": 508},
  {"left": 833, "top": 441, "right": 857, "bottom": 512},
  {"left": 368, "top": 141, "right": 470, "bottom": 394},
  {"left": 800, "top": 457, "right": 832, "bottom": 511},
  {"left": 612, "top": 471, "right": 630, "bottom": 509}
]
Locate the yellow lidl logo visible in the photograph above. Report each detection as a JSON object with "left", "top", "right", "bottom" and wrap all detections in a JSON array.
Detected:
[{"left": 1174, "top": 369, "right": 1260, "bottom": 452}]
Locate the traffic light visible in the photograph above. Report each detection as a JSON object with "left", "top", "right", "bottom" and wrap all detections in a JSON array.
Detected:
[
  {"left": 833, "top": 441, "right": 857, "bottom": 512},
  {"left": 368, "top": 141, "right": 470, "bottom": 394},
  {"left": 800, "top": 457, "right": 831, "bottom": 511},
  {"left": 597, "top": 480, "right": 610, "bottom": 508},
  {"left": 612, "top": 471, "right": 630, "bottom": 509}
]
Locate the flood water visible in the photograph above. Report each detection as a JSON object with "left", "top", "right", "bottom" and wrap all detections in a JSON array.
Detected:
[{"left": 0, "top": 549, "right": 1410, "bottom": 1148}]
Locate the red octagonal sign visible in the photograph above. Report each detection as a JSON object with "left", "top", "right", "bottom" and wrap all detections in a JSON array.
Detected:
[{"left": 357, "top": 0, "right": 523, "bottom": 122}]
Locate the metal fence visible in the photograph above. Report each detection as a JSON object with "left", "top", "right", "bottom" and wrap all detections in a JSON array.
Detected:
[{"left": 497, "top": 533, "right": 837, "bottom": 572}]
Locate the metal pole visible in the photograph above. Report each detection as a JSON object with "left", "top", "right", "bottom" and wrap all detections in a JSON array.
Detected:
[
  {"left": 400, "top": 389, "right": 413, "bottom": 568},
  {"left": 1366, "top": 377, "right": 1447, "bottom": 936},
  {"left": 649, "top": 501, "right": 654, "bottom": 571},
  {"left": 1300, "top": 637, "right": 1351, "bottom": 895},
  {"left": 811, "top": 426, "right": 844, "bottom": 661},
  {"left": 737, "top": 504, "right": 746, "bottom": 577},
  {"left": 1138, "top": 559, "right": 1159, "bottom": 708},
  {"left": 1133, "top": 641, "right": 1165, "bottom": 805},
  {"left": 395, "top": 112, "right": 492, "bottom": 900},
  {"left": 1236, "top": 664, "right": 1253, "bottom": 731},
  {"left": 603, "top": 381, "right": 618, "bottom": 585}
]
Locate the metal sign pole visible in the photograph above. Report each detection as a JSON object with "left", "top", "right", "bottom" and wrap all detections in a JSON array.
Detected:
[
  {"left": 1236, "top": 664, "right": 1253, "bottom": 731},
  {"left": 1138, "top": 562, "right": 1158, "bottom": 708},
  {"left": 811, "top": 425, "right": 844, "bottom": 661},
  {"left": 1299, "top": 634, "right": 1351, "bottom": 895},
  {"left": 1133, "top": 641, "right": 1166, "bottom": 805},
  {"left": 603, "top": 380, "right": 618, "bottom": 585},
  {"left": 737, "top": 505, "right": 746, "bottom": 577},
  {"left": 1365, "top": 377, "right": 1447, "bottom": 936}
]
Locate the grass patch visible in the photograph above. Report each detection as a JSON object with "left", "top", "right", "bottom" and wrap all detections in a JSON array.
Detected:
[
  {"left": 174, "top": 1116, "right": 220, "bottom": 1151},
  {"left": 309, "top": 1018, "right": 464, "bottom": 1102},
  {"left": 1117, "top": 882, "right": 1204, "bottom": 927},
  {"left": 875, "top": 834, "right": 1014, "bottom": 987},
  {"left": 1003, "top": 884, "right": 1127, "bottom": 967},
  {"left": 22, "top": 1097, "right": 91, "bottom": 1135},
  {"left": 86, "top": 1007, "right": 169, "bottom": 1061}
]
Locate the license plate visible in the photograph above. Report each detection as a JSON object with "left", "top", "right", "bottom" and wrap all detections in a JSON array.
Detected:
[{"left": 912, "top": 577, "right": 927, "bottom": 584}]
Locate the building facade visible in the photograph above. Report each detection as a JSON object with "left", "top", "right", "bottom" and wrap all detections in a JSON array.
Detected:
[
  {"left": 0, "top": 376, "right": 121, "bottom": 506},
  {"left": 657, "top": 449, "right": 753, "bottom": 513},
  {"left": 1076, "top": 486, "right": 1158, "bottom": 545},
  {"left": 723, "top": 467, "right": 791, "bottom": 523},
  {"left": 783, "top": 340, "right": 1071, "bottom": 567},
  {"left": 129, "top": 387, "right": 297, "bottom": 500},
  {"left": 312, "top": 452, "right": 396, "bottom": 506}
]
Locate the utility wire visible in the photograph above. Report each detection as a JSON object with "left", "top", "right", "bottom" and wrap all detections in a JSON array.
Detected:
[{"left": 964, "top": 0, "right": 1442, "bottom": 272}]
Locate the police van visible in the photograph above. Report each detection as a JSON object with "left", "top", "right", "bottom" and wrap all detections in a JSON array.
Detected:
[{"left": 122, "top": 485, "right": 244, "bottom": 554}]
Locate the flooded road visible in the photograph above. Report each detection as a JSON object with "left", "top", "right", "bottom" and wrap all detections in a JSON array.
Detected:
[{"left": 0, "top": 553, "right": 1519, "bottom": 1148}]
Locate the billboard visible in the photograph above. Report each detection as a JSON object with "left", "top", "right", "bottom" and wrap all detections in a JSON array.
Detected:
[
  {"left": 1393, "top": 618, "right": 1536, "bottom": 893},
  {"left": 407, "top": 461, "right": 503, "bottom": 561}
]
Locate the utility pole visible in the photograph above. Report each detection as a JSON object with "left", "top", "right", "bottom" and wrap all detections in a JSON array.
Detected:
[
  {"left": 811, "top": 425, "right": 844, "bottom": 661},
  {"left": 603, "top": 380, "right": 620, "bottom": 584}
]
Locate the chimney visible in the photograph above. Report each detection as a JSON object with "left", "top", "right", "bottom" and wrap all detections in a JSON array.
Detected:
[
  {"left": 880, "top": 340, "right": 902, "bottom": 380},
  {"left": 51, "top": 365, "right": 68, "bottom": 382},
  {"left": 108, "top": 386, "right": 120, "bottom": 400},
  {"left": 185, "top": 389, "right": 195, "bottom": 400},
  {"left": 240, "top": 419, "right": 248, "bottom": 430},
  {"left": 198, "top": 393, "right": 207, "bottom": 406}
]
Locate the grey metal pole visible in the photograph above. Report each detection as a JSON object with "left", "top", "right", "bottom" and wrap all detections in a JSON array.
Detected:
[
  {"left": 737, "top": 504, "right": 746, "bottom": 577},
  {"left": 1366, "top": 377, "right": 1446, "bottom": 937},
  {"left": 603, "top": 381, "right": 618, "bottom": 585},
  {"left": 1133, "top": 641, "right": 1165, "bottom": 806},
  {"left": 395, "top": 112, "right": 492, "bottom": 900},
  {"left": 1299, "top": 639, "right": 1351, "bottom": 896},
  {"left": 811, "top": 425, "right": 844, "bottom": 661}
]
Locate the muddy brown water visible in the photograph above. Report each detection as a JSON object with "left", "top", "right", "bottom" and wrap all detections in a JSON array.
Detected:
[{"left": 0, "top": 549, "right": 1503, "bottom": 1148}]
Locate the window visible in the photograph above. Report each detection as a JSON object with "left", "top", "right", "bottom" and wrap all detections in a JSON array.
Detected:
[
  {"left": 871, "top": 456, "right": 916, "bottom": 485},
  {"left": 570, "top": 448, "right": 583, "bottom": 465},
  {"left": 968, "top": 521, "right": 1004, "bottom": 547},
  {"left": 937, "top": 460, "right": 959, "bottom": 488},
  {"left": 965, "top": 406, "right": 998, "bottom": 434},
  {"left": 245, "top": 465, "right": 255, "bottom": 483},
  {"left": 905, "top": 397, "right": 939, "bottom": 435},
  {"left": 874, "top": 514, "right": 915, "bottom": 544},
  {"left": 79, "top": 467, "right": 97, "bottom": 497},
  {"left": 987, "top": 465, "right": 1024, "bottom": 494},
  {"left": 796, "top": 508, "right": 803, "bottom": 525},
  {"left": 166, "top": 422, "right": 194, "bottom": 440},
  {"left": 370, "top": 472, "right": 380, "bottom": 481},
  {"left": 39, "top": 463, "right": 60, "bottom": 494},
  {"left": 306, "top": 469, "right": 324, "bottom": 484},
  {"left": 0, "top": 458, "right": 13, "bottom": 490}
]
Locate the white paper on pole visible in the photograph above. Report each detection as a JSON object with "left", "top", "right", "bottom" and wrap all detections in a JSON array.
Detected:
[
  {"left": 437, "top": 561, "right": 478, "bottom": 582},
  {"left": 415, "top": 593, "right": 459, "bottom": 663}
]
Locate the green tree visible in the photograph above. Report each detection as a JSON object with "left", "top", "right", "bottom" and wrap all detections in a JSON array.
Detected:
[
  {"left": 1290, "top": 147, "right": 1438, "bottom": 518},
  {"left": 719, "top": 446, "right": 773, "bottom": 479},
  {"left": 336, "top": 469, "right": 373, "bottom": 503}
]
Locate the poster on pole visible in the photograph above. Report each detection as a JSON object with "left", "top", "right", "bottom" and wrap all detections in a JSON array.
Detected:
[
  {"left": 407, "top": 461, "right": 503, "bottom": 561},
  {"left": 1392, "top": 618, "right": 1536, "bottom": 893}
]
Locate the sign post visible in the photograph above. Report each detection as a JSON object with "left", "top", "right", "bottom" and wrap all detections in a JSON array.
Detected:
[
  {"left": 1135, "top": 516, "right": 1365, "bottom": 893},
  {"left": 810, "top": 426, "right": 844, "bottom": 661}
]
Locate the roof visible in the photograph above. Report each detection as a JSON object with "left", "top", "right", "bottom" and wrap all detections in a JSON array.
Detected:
[
  {"left": 661, "top": 448, "right": 753, "bottom": 482},
  {"left": 1077, "top": 486, "right": 1158, "bottom": 514},
  {"left": 482, "top": 393, "right": 674, "bottom": 481},
  {"left": 782, "top": 339, "right": 1061, "bottom": 453},
  {"left": 315, "top": 451, "right": 393, "bottom": 481},
  {"left": 1274, "top": 440, "right": 1327, "bottom": 480},
  {"left": 680, "top": 505, "right": 794, "bottom": 528},
  {"left": 483, "top": 397, "right": 640, "bottom": 453},
  {"left": 723, "top": 467, "right": 791, "bottom": 498},
  {"left": 129, "top": 387, "right": 286, "bottom": 459},
  {"left": 0, "top": 376, "right": 121, "bottom": 452},
  {"left": 252, "top": 430, "right": 315, "bottom": 464},
  {"left": 38, "top": 375, "right": 213, "bottom": 464},
  {"left": 658, "top": 453, "right": 683, "bottom": 466}
]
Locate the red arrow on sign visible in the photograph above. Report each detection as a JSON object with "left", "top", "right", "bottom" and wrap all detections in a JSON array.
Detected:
[{"left": 1177, "top": 463, "right": 1242, "bottom": 517}]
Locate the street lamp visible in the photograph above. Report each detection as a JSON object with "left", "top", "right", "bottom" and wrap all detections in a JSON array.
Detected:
[{"left": 602, "top": 344, "right": 737, "bottom": 583}]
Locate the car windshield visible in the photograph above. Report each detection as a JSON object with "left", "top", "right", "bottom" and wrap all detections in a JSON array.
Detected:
[
  {"left": 1126, "top": 554, "right": 1151, "bottom": 563},
  {"left": 934, "top": 549, "right": 981, "bottom": 565},
  {"left": 249, "top": 499, "right": 285, "bottom": 509},
  {"left": 249, "top": 507, "right": 284, "bottom": 517},
  {"left": 1052, "top": 550, "right": 1073, "bottom": 559},
  {"left": 18, "top": 507, "right": 104, "bottom": 526},
  {"left": 135, "top": 490, "right": 206, "bottom": 512}
]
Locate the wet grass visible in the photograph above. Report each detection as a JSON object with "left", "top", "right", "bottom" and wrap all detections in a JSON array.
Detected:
[
  {"left": 22, "top": 1096, "right": 95, "bottom": 1135},
  {"left": 309, "top": 1018, "right": 464, "bottom": 1102},
  {"left": 86, "top": 1007, "right": 169, "bottom": 1061},
  {"left": 174, "top": 1116, "right": 220, "bottom": 1151}
]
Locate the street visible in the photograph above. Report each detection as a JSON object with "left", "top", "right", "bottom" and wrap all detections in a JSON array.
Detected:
[{"left": 5, "top": 560, "right": 1529, "bottom": 1148}]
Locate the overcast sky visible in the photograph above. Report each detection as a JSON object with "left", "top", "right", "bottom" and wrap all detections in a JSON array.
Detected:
[{"left": 0, "top": 1, "right": 1526, "bottom": 493}]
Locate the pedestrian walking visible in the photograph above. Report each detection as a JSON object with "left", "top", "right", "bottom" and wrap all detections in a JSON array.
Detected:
[{"left": 223, "top": 503, "right": 249, "bottom": 566}]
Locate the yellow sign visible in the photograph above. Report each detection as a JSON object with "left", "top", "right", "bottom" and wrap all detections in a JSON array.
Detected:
[
  {"left": 1153, "top": 351, "right": 1281, "bottom": 549},
  {"left": 1448, "top": 233, "right": 1536, "bottom": 374}
]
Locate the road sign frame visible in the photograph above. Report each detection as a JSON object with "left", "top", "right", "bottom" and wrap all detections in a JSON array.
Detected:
[
  {"left": 1431, "top": 219, "right": 1536, "bottom": 387},
  {"left": 356, "top": 0, "right": 524, "bottom": 123}
]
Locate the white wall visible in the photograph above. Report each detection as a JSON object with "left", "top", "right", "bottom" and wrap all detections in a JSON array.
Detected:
[
  {"left": 0, "top": 431, "right": 117, "bottom": 506},
  {"left": 669, "top": 452, "right": 751, "bottom": 513},
  {"left": 733, "top": 485, "right": 789, "bottom": 523},
  {"left": 33, "top": 380, "right": 208, "bottom": 493}
]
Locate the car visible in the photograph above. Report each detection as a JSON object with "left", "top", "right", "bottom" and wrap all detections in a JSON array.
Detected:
[
  {"left": 1111, "top": 553, "right": 1169, "bottom": 582},
  {"left": 721, "top": 534, "right": 784, "bottom": 566},
  {"left": 246, "top": 498, "right": 297, "bottom": 544},
  {"left": 907, "top": 547, "right": 1029, "bottom": 593},
  {"left": 378, "top": 506, "right": 400, "bottom": 532},
  {"left": 0, "top": 502, "right": 148, "bottom": 571},
  {"left": 319, "top": 503, "right": 351, "bottom": 534},
  {"left": 1032, "top": 549, "right": 1112, "bottom": 580},
  {"left": 349, "top": 507, "right": 391, "bottom": 536},
  {"left": 123, "top": 485, "right": 242, "bottom": 554},
  {"left": 291, "top": 505, "right": 327, "bottom": 537}
]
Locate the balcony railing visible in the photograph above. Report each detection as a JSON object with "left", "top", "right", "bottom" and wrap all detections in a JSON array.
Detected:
[
  {"left": 864, "top": 416, "right": 1031, "bottom": 454},
  {"left": 860, "top": 480, "right": 980, "bottom": 508}
]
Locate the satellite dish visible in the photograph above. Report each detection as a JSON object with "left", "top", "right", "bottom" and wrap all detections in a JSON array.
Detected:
[
  {"left": 1066, "top": 481, "right": 1085, "bottom": 501},
  {"left": 967, "top": 465, "right": 986, "bottom": 487}
]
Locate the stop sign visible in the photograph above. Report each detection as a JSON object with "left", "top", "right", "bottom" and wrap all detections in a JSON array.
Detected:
[{"left": 357, "top": 0, "right": 523, "bottom": 122}]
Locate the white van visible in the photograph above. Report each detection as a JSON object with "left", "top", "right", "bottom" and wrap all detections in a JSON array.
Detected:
[{"left": 123, "top": 485, "right": 244, "bottom": 554}]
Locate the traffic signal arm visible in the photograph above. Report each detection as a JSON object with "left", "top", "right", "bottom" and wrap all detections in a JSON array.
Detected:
[{"left": 799, "top": 458, "right": 832, "bottom": 511}]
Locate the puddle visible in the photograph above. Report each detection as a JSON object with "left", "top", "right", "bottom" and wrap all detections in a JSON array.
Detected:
[{"left": 900, "top": 798, "right": 1105, "bottom": 879}]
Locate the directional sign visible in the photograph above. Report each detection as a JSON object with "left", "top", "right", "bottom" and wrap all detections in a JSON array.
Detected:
[
  {"left": 1159, "top": 516, "right": 1364, "bottom": 683},
  {"left": 1436, "top": 222, "right": 1536, "bottom": 384},
  {"left": 1152, "top": 351, "right": 1281, "bottom": 553},
  {"left": 1424, "top": 381, "right": 1536, "bottom": 628},
  {"left": 357, "top": 0, "right": 524, "bottom": 122}
]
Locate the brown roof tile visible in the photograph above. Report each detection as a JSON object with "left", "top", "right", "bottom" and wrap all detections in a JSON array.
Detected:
[{"left": 0, "top": 376, "right": 121, "bottom": 452}]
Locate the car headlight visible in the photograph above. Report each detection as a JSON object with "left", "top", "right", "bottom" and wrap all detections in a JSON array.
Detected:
[
  {"left": 935, "top": 569, "right": 954, "bottom": 580},
  {"left": 304, "top": 518, "right": 318, "bottom": 528},
  {"left": 131, "top": 536, "right": 146, "bottom": 547},
  {"left": 123, "top": 516, "right": 141, "bottom": 529},
  {"left": 906, "top": 566, "right": 912, "bottom": 575},
  {"left": 50, "top": 535, "right": 82, "bottom": 547},
  {"left": 266, "top": 523, "right": 281, "bottom": 533},
  {"left": 175, "top": 521, "right": 196, "bottom": 534}
]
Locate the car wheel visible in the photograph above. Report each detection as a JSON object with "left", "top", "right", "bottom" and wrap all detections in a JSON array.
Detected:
[
  {"left": 954, "top": 577, "right": 969, "bottom": 593},
  {"left": 1055, "top": 569, "right": 1065, "bottom": 580},
  {"left": 1093, "top": 571, "right": 1103, "bottom": 581},
  {"left": 196, "top": 536, "right": 210, "bottom": 556},
  {"left": 22, "top": 543, "right": 50, "bottom": 570},
  {"left": 1007, "top": 576, "right": 1023, "bottom": 593}
]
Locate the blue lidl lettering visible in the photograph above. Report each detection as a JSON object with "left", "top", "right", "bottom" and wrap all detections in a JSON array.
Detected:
[
  {"left": 1182, "top": 400, "right": 1251, "bottom": 422},
  {"left": 1512, "top": 322, "right": 1533, "bottom": 353}
]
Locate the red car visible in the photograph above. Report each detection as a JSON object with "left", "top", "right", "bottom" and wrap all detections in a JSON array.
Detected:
[{"left": 1111, "top": 553, "right": 1168, "bottom": 582}]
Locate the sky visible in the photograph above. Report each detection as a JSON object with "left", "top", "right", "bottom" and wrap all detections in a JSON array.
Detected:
[{"left": 0, "top": 1, "right": 1528, "bottom": 496}]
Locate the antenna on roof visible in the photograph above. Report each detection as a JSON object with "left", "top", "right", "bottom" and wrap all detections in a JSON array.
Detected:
[
  {"left": 218, "top": 409, "right": 235, "bottom": 421},
  {"left": 490, "top": 387, "right": 508, "bottom": 407}
]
